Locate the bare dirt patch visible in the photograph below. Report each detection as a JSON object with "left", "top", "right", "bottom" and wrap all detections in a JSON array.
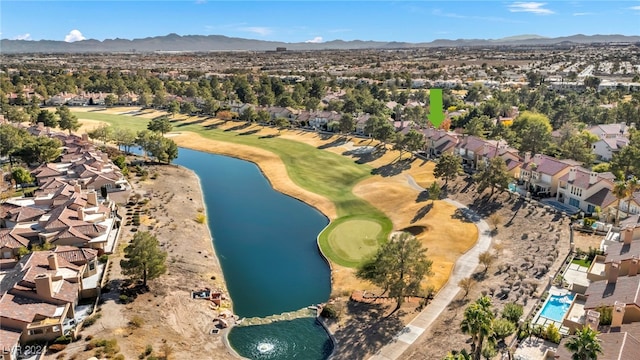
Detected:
[
  {"left": 400, "top": 178, "right": 572, "bottom": 359},
  {"left": 57, "top": 164, "right": 236, "bottom": 360}
]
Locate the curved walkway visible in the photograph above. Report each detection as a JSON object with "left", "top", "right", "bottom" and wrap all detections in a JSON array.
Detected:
[{"left": 368, "top": 176, "right": 492, "bottom": 360}]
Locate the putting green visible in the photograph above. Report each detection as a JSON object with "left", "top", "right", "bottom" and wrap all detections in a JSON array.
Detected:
[{"left": 319, "top": 215, "right": 391, "bottom": 268}]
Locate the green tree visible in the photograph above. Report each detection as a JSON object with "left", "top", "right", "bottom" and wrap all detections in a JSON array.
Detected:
[
  {"left": 502, "top": 303, "right": 524, "bottom": 324},
  {"left": 339, "top": 114, "right": 355, "bottom": 134},
  {"left": 11, "top": 167, "right": 33, "bottom": 193},
  {"left": 120, "top": 231, "right": 167, "bottom": 287},
  {"left": 461, "top": 296, "right": 494, "bottom": 360},
  {"left": 443, "top": 350, "right": 472, "bottom": 360},
  {"left": 434, "top": 152, "right": 463, "bottom": 187},
  {"left": 0, "top": 124, "right": 29, "bottom": 167},
  {"left": 510, "top": 111, "right": 552, "bottom": 155},
  {"left": 104, "top": 94, "right": 118, "bottom": 107},
  {"left": 356, "top": 232, "right": 433, "bottom": 313},
  {"left": 239, "top": 107, "right": 257, "bottom": 122},
  {"left": 167, "top": 100, "right": 180, "bottom": 118},
  {"left": 138, "top": 92, "right": 152, "bottom": 108},
  {"left": 257, "top": 109, "right": 271, "bottom": 124},
  {"left": 473, "top": 157, "right": 511, "bottom": 197},
  {"left": 17, "top": 136, "right": 62, "bottom": 164},
  {"left": 113, "top": 127, "right": 138, "bottom": 154},
  {"left": 56, "top": 105, "right": 80, "bottom": 134},
  {"left": 87, "top": 124, "right": 113, "bottom": 144},
  {"left": 610, "top": 144, "right": 640, "bottom": 179},
  {"left": 625, "top": 177, "right": 639, "bottom": 216},
  {"left": 584, "top": 76, "right": 602, "bottom": 91},
  {"left": 36, "top": 110, "right": 58, "bottom": 128},
  {"left": 612, "top": 181, "right": 629, "bottom": 224},
  {"left": 492, "top": 318, "right": 515, "bottom": 341},
  {"left": 564, "top": 326, "right": 603, "bottom": 360},
  {"left": 404, "top": 129, "right": 426, "bottom": 157},
  {"left": 147, "top": 116, "right": 173, "bottom": 135},
  {"left": 428, "top": 182, "right": 441, "bottom": 204},
  {"left": 152, "top": 91, "right": 167, "bottom": 108},
  {"left": 273, "top": 117, "right": 290, "bottom": 133}
]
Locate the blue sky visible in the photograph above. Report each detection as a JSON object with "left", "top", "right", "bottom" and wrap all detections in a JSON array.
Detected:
[{"left": 1, "top": 1, "right": 639, "bottom": 43}]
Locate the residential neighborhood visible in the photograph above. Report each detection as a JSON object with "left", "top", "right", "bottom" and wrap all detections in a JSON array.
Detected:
[{"left": 0, "top": 39, "right": 639, "bottom": 360}]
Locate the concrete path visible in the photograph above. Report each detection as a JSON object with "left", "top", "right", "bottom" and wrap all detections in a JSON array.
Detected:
[{"left": 368, "top": 176, "right": 492, "bottom": 360}]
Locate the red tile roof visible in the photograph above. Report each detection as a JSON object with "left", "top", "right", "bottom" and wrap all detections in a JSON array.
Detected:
[{"left": 0, "top": 229, "right": 30, "bottom": 248}]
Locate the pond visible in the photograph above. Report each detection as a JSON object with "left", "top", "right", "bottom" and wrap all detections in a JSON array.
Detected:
[{"left": 173, "top": 147, "right": 333, "bottom": 359}]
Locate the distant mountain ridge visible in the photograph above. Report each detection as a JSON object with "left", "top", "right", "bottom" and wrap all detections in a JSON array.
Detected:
[{"left": 1, "top": 33, "right": 638, "bottom": 53}]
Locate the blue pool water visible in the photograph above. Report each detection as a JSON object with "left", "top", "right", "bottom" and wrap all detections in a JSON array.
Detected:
[{"left": 539, "top": 294, "right": 575, "bottom": 322}]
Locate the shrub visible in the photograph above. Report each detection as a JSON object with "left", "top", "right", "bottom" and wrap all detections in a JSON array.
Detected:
[
  {"left": 544, "top": 323, "right": 561, "bottom": 344},
  {"left": 596, "top": 305, "right": 613, "bottom": 325},
  {"left": 48, "top": 344, "right": 67, "bottom": 353},
  {"left": 320, "top": 304, "right": 340, "bottom": 319},
  {"left": 114, "top": 354, "right": 125, "bottom": 360},
  {"left": 145, "top": 344, "right": 153, "bottom": 355},
  {"left": 502, "top": 303, "right": 524, "bottom": 324},
  {"left": 129, "top": 315, "right": 144, "bottom": 328},
  {"left": 99, "top": 254, "right": 109, "bottom": 263},
  {"left": 83, "top": 313, "right": 102, "bottom": 328},
  {"left": 54, "top": 335, "right": 73, "bottom": 344},
  {"left": 119, "top": 294, "right": 130, "bottom": 303},
  {"left": 195, "top": 213, "right": 206, "bottom": 224}
]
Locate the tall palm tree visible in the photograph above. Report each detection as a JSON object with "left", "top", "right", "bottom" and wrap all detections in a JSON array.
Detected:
[
  {"left": 564, "top": 326, "right": 603, "bottom": 360},
  {"left": 461, "top": 296, "right": 494, "bottom": 360},
  {"left": 612, "top": 181, "right": 629, "bottom": 225},
  {"left": 625, "top": 177, "right": 639, "bottom": 217}
]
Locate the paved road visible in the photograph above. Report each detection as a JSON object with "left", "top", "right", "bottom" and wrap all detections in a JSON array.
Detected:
[{"left": 368, "top": 176, "right": 492, "bottom": 360}]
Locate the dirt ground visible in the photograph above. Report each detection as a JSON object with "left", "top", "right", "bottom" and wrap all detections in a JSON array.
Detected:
[
  {"left": 68, "top": 112, "right": 572, "bottom": 360},
  {"left": 400, "top": 178, "right": 572, "bottom": 359},
  {"left": 53, "top": 165, "right": 237, "bottom": 360}
]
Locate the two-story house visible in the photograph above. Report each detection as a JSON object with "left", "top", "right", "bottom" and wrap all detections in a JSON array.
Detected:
[
  {"left": 556, "top": 167, "right": 617, "bottom": 214},
  {"left": 588, "top": 123, "right": 631, "bottom": 161},
  {"left": 520, "top": 154, "right": 578, "bottom": 197}
]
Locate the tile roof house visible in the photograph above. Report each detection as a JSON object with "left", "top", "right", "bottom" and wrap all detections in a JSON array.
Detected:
[
  {"left": 0, "top": 251, "right": 88, "bottom": 353},
  {"left": 455, "top": 136, "right": 521, "bottom": 176},
  {"left": 520, "top": 153, "right": 578, "bottom": 197},
  {"left": 587, "top": 123, "right": 631, "bottom": 161},
  {"left": 556, "top": 167, "right": 617, "bottom": 214}
]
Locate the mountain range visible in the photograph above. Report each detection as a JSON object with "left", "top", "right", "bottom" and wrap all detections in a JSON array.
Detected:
[{"left": 1, "top": 33, "right": 639, "bottom": 53}]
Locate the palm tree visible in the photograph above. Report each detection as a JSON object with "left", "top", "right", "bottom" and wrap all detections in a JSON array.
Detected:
[
  {"left": 625, "top": 177, "right": 639, "bottom": 217},
  {"left": 612, "top": 181, "right": 629, "bottom": 225},
  {"left": 564, "top": 326, "right": 603, "bottom": 360},
  {"left": 461, "top": 296, "right": 494, "bottom": 360}
]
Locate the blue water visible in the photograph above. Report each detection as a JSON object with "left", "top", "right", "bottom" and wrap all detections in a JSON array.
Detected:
[
  {"left": 539, "top": 294, "right": 575, "bottom": 322},
  {"left": 172, "top": 147, "right": 332, "bottom": 359},
  {"left": 227, "top": 317, "right": 333, "bottom": 360}
]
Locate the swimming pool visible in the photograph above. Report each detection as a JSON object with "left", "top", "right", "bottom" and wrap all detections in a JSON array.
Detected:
[{"left": 539, "top": 294, "right": 575, "bottom": 322}]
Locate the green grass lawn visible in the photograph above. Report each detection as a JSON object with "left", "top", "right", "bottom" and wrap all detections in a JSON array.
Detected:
[
  {"left": 74, "top": 111, "right": 393, "bottom": 267},
  {"left": 571, "top": 258, "right": 592, "bottom": 268},
  {"left": 319, "top": 215, "right": 392, "bottom": 267}
]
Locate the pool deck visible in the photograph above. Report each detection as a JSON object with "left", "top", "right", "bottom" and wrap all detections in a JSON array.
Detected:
[{"left": 533, "top": 287, "right": 573, "bottom": 335}]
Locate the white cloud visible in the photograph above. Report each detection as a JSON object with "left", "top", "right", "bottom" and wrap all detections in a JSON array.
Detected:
[
  {"left": 195, "top": 0, "right": 207, "bottom": 3},
  {"left": 240, "top": 27, "right": 272, "bottom": 36},
  {"left": 305, "top": 36, "right": 323, "bottom": 43},
  {"left": 14, "top": 33, "right": 31, "bottom": 40},
  {"left": 64, "top": 29, "right": 86, "bottom": 42},
  {"left": 508, "top": 2, "right": 554, "bottom": 14},
  {"left": 630, "top": 5, "right": 640, "bottom": 11},
  {"left": 572, "top": 12, "right": 593, "bottom": 16}
]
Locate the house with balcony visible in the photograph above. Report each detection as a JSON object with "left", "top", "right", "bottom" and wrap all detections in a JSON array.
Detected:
[
  {"left": 456, "top": 136, "right": 521, "bottom": 176},
  {"left": 556, "top": 167, "right": 617, "bottom": 215},
  {"left": 0, "top": 252, "right": 88, "bottom": 357},
  {"left": 519, "top": 154, "right": 578, "bottom": 197}
]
